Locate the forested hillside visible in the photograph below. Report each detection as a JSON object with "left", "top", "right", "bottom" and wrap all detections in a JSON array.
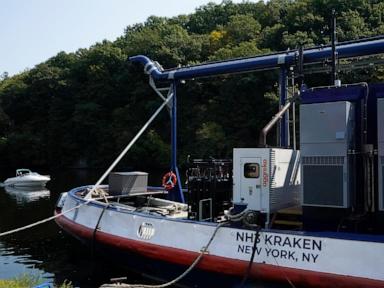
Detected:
[{"left": 0, "top": 0, "right": 384, "bottom": 169}]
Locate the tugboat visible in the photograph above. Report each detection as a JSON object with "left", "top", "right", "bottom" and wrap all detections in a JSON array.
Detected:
[{"left": 55, "top": 34, "right": 384, "bottom": 288}]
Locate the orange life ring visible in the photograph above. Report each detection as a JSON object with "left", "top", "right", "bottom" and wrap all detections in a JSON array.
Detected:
[{"left": 162, "top": 171, "right": 177, "bottom": 191}]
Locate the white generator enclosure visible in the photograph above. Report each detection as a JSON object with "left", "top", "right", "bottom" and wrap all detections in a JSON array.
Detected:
[
  {"left": 233, "top": 148, "right": 301, "bottom": 215},
  {"left": 300, "top": 101, "right": 355, "bottom": 208},
  {"left": 378, "top": 98, "right": 384, "bottom": 211}
]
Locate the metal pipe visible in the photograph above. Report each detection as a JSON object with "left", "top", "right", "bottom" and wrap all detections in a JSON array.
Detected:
[
  {"left": 331, "top": 9, "right": 338, "bottom": 85},
  {"left": 170, "top": 81, "right": 185, "bottom": 203},
  {"left": 298, "top": 46, "right": 304, "bottom": 90},
  {"left": 259, "top": 100, "right": 292, "bottom": 147},
  {"left": 130, "top": 37, "right": 384, "bottom": 81},
  {"left": 291, "top": 70, "right": 296, "bottom": 150},
  {"left": 171, "top": 82, "right": 177, "bottom": 172},
  {"left": 279, "top": 67, "right": 289, "bottom": 147}
]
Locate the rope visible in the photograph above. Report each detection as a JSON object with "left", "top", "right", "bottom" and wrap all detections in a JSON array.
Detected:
[
  {"left": 98, "top": 208, "right": 294, "bottom": 288},
  {"left": 100, "top": 210, "right": 257, "bottom": 288},
  {"left": 261, "top": 233, "right": 297, "bottom": 288},
  {"left": 226, "top": 210, "right": 296, "bottom": 288},
  {"left": 225, "top": 207, "right": 250, "bottom": 222},
  {"left": 239, "top": 226, "right": 261, "bottom": 288},
  {"left": 83, "top": 93, "right": 173, "bottom": 200},
  {"left": 91, "top": 204, "right": 110, "bottom": 258},
  {"left": 0, "top": 94, "right": 173, "bottom": 238},
  {"left": 100, "top": 222, "right": 227, "bottom": 288},
  {"left": 0, "top": 200, "right": 87, "bottom": 237}
]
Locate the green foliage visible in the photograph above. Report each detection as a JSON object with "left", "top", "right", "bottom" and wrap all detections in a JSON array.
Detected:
[
  {"left": 0, "top": 273, "right": 42, "bottom": 288},
  {"left": 0, "top": 0, "right": 383, "bottom": 169},
  {"left": 58, "top": 280, "right": 73, "bottom": 288},
  {"left": 118, "top": 18, "right": 204, "bottom": 66},
  {"left": 225, "top": 14, "right": 261, "bottom": 44},
  {"left": 195, "top": 122, "right": 227, "bottom": 157},
  {"left": 0, "top": 274, "right": 73, "bottom": 288},
  {"left": 338, "top": 10, "right": 371, "bottom": 40},
  {"left": 282, "top": 30, "right": 315, "bottom": 48}
]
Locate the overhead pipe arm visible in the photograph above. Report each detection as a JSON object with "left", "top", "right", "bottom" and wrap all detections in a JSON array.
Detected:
[
  {"left": 259, "top": 100, "right": 293, "bottom": 148},
  {"left": 130, "top": 36, "right": 384, "bottom": 81},
  {"left": 129, "top": 55, "right": 170, "bottom": 81}
]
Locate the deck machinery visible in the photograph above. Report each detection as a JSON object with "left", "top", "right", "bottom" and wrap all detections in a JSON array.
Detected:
[
  {"left": 300, "top": 85, "right": 381, "bottom": 232},
  {"left": 52, "top": 34, "right": 384, "bottom": 288},
  {"left": 130, "top": 36, "right": 384, "bottom": 233},
  {"left": 232, "top": 148, "right": 300, "bottom": 226},
  {"left": 186, "top": 158, "right": 232, "bottom": 221}
]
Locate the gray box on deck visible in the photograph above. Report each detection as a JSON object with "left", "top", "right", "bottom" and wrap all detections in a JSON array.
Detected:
[
  {"left": 378, "top": 98, "right": 384, "bottom": 210},
  {"left": 300, "top": 101, "right": 355, "bottom": 156},
  {"left": 300, "top": 101, "right": 355, "bottom": 208},
  {"left": 109, "top": 171, "right": 148, "bottom": 196}
]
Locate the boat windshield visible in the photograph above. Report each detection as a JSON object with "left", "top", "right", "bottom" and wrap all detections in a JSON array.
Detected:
[{"left": 16, "top": 169, "right": 32, "bottom": 176}]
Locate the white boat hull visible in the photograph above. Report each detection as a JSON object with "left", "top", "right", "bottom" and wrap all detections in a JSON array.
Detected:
[
  {"left": 55, "top": 188, "right": 384, "bottom": 288},
  {"left": 4, "top": 174, "right": 50, "bottom": 187}
]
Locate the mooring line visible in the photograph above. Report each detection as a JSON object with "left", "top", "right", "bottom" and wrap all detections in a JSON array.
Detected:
[
  {"left": 0, "top": 94, "right": 173, "bottom": 238},
  {"left": 100, "top": 211, "right": 259, "bottom": 288},
  {"left": 239, "top": 226, "right": 261, "bottom": 287},
  {"left": 261, "top": 233, "right": 297, "bottom": 288},
  {"left": 83, "top": 93, "right": 173, "bottom": 200},
  {"left": 0, "top": 200, "right": 87, "bottom": 237},
  {"left": 100, "top": 222, "right": 227, "bottom": 288}
]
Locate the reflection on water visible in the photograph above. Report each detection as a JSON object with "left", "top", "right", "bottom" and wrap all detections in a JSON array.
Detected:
[
  {"left": 4, "top": 186, "right": 50, "bottom": 205},
  {"left": 0, "top": 242, "right": 52, "bottom": 279},
  {"left": 0, "top": 168, "right": 138, "bottom": 287},
  {"left": 0, "top": 168, "right": 278, "bottom": 287}
]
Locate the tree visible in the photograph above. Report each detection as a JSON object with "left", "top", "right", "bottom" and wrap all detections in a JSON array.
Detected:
[
  {"left": 0, "top": 72, "right": 9, "bottom": 81},
  {"left": 0, "top": 0, "right": 383, "bottom": 168}
]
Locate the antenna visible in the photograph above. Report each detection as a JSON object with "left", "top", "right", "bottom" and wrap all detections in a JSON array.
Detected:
[{"left": 331, "top": 9, "right": 340, "bottom": 86}]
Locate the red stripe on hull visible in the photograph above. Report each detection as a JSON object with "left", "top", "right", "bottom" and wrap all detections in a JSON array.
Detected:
[{"left": 55, "top": 211, "right": 384, "bottom": 288}]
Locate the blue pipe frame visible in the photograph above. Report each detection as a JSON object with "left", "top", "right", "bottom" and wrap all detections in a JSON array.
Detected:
[
  {"left": 130, "top": 36, "right": 384, "bottom": 201},
  {"left": 130, "top": 37, "right": 384, "bottom": 81},
  {"left": 279, "top": 67, "right": 289, "bottom": 147},
  {"left": 170, "top": 81, "right": 184, "bottom": 203}
]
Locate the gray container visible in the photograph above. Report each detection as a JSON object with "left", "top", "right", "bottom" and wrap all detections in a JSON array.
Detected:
[
  {"left": 109, "top": 171, "right": 148, "bottom": 196},
  {"left": 300, "top": 101, "right": 355, "bottom": 208},
  {"left": 378, "top": 98, "right": 384, "bottom": 210}
]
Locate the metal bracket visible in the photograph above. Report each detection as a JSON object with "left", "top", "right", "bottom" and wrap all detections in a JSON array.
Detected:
[{"left": 149, "top": 77, "right": 173, "bottom": 114}]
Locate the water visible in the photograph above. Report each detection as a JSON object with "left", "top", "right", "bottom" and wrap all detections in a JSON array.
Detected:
[
  {"left": 0, "top": 168, "right": 144, "bottom": 287},
  {"left": 0, "top": 169, "right": 286, "bottom": 288}
]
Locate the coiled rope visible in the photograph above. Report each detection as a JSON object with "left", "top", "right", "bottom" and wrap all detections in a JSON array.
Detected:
[{"left": 100, "top": 222, "right": 227, "bottom": 288}]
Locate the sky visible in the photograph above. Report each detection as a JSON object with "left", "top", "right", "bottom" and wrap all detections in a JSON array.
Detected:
[{"left": 0, "top": 0, "right": 245, "bottom": 76}]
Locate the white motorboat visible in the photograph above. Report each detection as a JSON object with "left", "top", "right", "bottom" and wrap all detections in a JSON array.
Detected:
[{"left": 4, "top": 169, "right": 50, "bottom": 187}]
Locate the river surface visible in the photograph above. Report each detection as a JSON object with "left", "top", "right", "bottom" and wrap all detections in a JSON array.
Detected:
[
  {"left": 0, "top": 168, "right": 288, "bottom": 288},
  {"left": 0, "top": 168, "right": 157, "bottom": 287}
]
